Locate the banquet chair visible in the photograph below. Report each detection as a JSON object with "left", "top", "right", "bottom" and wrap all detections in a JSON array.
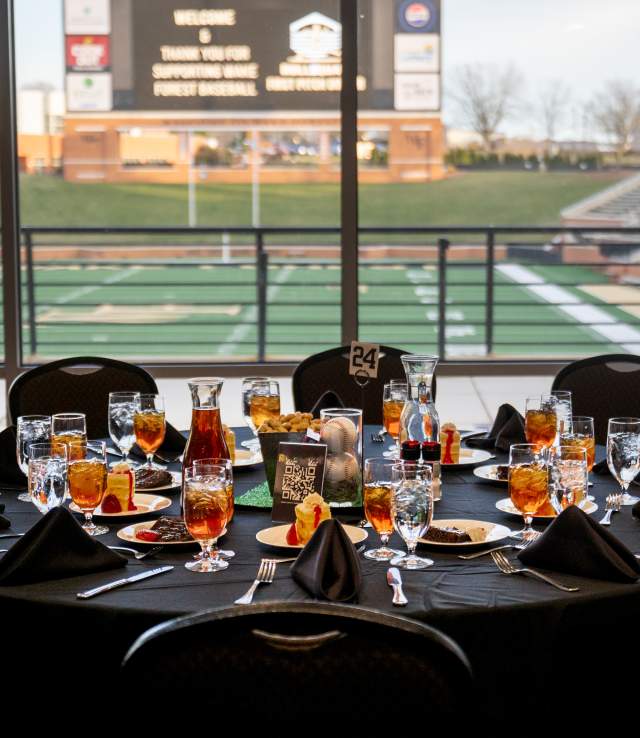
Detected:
[
  {"left": 122, "top": 602, "right": 473, "bottom": 715},
  {"left": 8, "top": 356, "right": 159, "bottom": 438},
  {"left": 292, "top": 344, "right": 437, "bottom": 425},
  {"left": 552, "top": 353, "right": 640, "bottom": 444}
]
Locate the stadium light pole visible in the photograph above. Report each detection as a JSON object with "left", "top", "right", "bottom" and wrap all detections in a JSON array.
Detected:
[{"left": 340, "top": 0, "right": 359, "bottom": 344}]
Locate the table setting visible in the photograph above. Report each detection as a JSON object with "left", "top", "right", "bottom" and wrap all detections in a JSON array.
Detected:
[{"left": 2, "top": 358, "right": 640, "bottom": 720}]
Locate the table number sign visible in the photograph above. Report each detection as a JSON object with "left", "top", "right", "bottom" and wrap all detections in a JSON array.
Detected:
[
  {"left": 349, "top": 341, "right": 380, "bottom": 379},
  {"left": 271, "top": 442, "right": 328, "bottom": 522}
]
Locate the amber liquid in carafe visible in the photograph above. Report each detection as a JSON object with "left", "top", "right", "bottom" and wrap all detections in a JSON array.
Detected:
[{"left": 183, "top": 408, "right": 230, "bottom": 482}]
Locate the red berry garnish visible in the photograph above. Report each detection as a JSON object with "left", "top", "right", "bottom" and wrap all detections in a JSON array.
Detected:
[
  {"left": 101, "top": 494, "right": 121, "bottom": 514},
  {"left": 286, "top": 522, "right": 299, "bottom": 545},
  {"left": 313, "top": 504, "right": 322, "bottom": 528},
  {"left": 135, "top": 529, "right": 160, "bottom": 542}
]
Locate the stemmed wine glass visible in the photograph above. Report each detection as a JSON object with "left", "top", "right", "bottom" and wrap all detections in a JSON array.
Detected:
[
  {"left": 524, "top": 395, "right": 558, "bottom": 451},
  {"left": 249, "top": 379, "right": 281, "bottom": 432},
  {"left": 192, "top": 459, "right": 236, "bottom": 561},
  {"left": 16, "top": 415, "right": 52, "bottom": 502},
  {"left": 548, "top": 445, "right": 588, "bottom": 513},
  {"left": 51, "top": 413, "right": 87, "bottom": 460},
  {"left": 108, "top": 391, "right": 140, "bottom": 466},
  {"left": 390, "top": 461, "right": 433, "bottom": 570},
  {"left": 551, "top": 390, "right": 572, "bottom": 437},
  {"left": 382, "top": 380, "right": 408, "bottom": 459},
  {"left": 67, "top": 440, "right": 108, "bottom": 536},
  {"left": 241, "top": 376, "right": 270, "bottom": 449},
  {"left": 508, "top": 443, "right": 549, "bottom": 541},
  {"left": 363, "top": 458, "right": 405, "bottom": 561},
  {"left": 27, "top": 441, "right": 68, "bottom": 514},
  {"left": 607, "top": 417, "right": 640, "bottom": 506},
  {"left": 134, "top": 394, "right": 166, "bottom": 469},
  {"left": 182, "top": 465, "right": 229, "bottom": 573}
]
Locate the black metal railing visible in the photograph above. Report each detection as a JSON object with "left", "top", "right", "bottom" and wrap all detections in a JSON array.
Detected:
[{"left": 19, "top": 225, "right": 640, "bottom": 363}]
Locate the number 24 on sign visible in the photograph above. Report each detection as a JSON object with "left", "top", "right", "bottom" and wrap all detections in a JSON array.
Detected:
[{"left": 349, "top": 341, "right": 380, "bottom": 379}]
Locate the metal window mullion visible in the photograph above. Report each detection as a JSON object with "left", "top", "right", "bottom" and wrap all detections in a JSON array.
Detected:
[
  {"left": 340, "top": 0, "right": 359, "bottom": 344},
  {"left": 0, "top": 0, "right": 22, "bottom": 389}
]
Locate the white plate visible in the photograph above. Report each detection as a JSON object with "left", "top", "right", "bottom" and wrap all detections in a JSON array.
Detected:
[
  {"left": 256, "top": 523, "right": 367, "bottom": 550},
  {"left": 233, "top": 449, "right": 263, "bottom": 468},
  {"left": 473, "top": 464, "right": 509, "bottom": 484},
  {"left": 495, "top": 497, "right": 598, "bottom": 519},
  {"left": 69, "top": 493, "right": 172, "bottom": 518},
  {"left": 419, "top": 518, "right": 512, "bottom": 547},
  {"left": 117, "top": 520, "right": 227, "bottom": 546},
  {"left": 134, "top": 471, "right": 181, "bottom": 491},
  {"left": 441, "top": 448, "right": 494, "bottom": 469}
]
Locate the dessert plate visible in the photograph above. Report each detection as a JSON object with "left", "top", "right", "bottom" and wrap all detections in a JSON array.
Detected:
[
  {"left": 473, "top": 464, "right": 508, "bottom": 484},
  {"left": 117, "top": 520, "right": 227, "bottom": 546},
  {"left": 441, "top": 448, "right": 493, "bottom": 470},
  {"left": 233, "top": 449, "right": 263, "bottom": 469},
  {"left": 256, "top": 523, "right": 367, "bottom": 550},
  {"left": 135, "top": 471, "right": 181, "bottom": 492},
  {"left": 495, "top": 497, "right": 598, "bottom": 519},
  {"left": 70, "top": 493, "right": 172, "bottom": 518},
  {"left": 419, "top": 518, "right": 511, "bottom": 548}
]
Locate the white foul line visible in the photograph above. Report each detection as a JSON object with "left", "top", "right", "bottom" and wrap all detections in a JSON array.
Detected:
[{"left": 496, "top": 263, "right": 640, "bottom": 352}]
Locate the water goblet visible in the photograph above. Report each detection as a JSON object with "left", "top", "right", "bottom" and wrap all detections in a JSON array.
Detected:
[
  {"left": 27, "top": 441, "right": 67, "bottom": 514},
  {"left": 548, "top": 445, "right": 588, "bottom": 513},
  {"left": 551, "top": 390, "right": 572, "bottom": 437},
  {"left": 390, "top": 461, "right": 433, "bottom": 570},
  {"left": 16, "top": 415, "right": 51, "bottom": 502},
  {"left": 382, "top": 380, "right": 408, "bottom": 459},
  {"left": 607, "top": 417, "right": 640, "bottom": 506},
  {"left": 108, "top": 391, "right": 140, "bottom": 466}
]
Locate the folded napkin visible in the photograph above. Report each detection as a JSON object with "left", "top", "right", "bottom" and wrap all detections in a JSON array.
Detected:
[
  {"left": 518, "top": 505, "right": 640, "bottom": 583},
  {"left": 465, "top": 403, "right": 526, "bottom": 452},
  {"left": 0, "top": 426, "right": 27, "bottom": 487},
  {"left": 309, "top": 390, "right": 344, "bottom": 417},
  {"left": 592, "top": 459, "right": 610, "bottom": 476},
  {"left": 131, "top": 422, "right": 186, "bottom": 461},
  {"left": 0, "top": 502, "right": 10, "bottom": 530},
  {"left": 291, "top": 518, "right": 362, "bottom": 602},
  {"left": 0, "top": 507, "right": 126, "bottom": 586},
  {"left": 632, "top": 501, "right": 640, "bottom": 520}
]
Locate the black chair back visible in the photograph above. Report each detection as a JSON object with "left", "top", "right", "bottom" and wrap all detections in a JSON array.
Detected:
[
  {"left": 8, "top": 356, "right": 159, "bottom": 438},
  {"left": 552, "top": 353, "right": 640, "bottom": 444},
  {"left": 122, "top": 603, "right": 472, "bottom": 715},
  {"left": 292, "top": 345, "right": 437, "bottom": 424}
]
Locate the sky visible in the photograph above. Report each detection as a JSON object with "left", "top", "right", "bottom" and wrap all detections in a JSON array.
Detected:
[{"left": 14, "top": 0, "right": 640, "bottom": 139}]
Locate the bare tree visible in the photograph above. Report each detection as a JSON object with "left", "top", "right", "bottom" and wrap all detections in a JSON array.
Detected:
[
  {"left": 589, "top": 80, "right": 640, "bottom": 161},
  {"left": 538, "top": 80, "right": 571, "bottom": 145},
  {"left": 448, "top": 64, "right": 523, "bottom": 151}
]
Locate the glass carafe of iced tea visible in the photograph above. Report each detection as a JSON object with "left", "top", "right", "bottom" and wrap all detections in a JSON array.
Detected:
[
  {"left": 399, "top": 354, "right": 439, "bottom": 444},
  {"left": 183, "top": 378, "right": 230, "bottom": 484}
]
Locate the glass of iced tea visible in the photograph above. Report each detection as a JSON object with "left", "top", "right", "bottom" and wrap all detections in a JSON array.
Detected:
[
  {"left": 193, "top": 458, "right": 235, "bottom": 525},
  {"left": 525, "top": 395, "right": 558, "bottom": 451},
  {"left": 51, "top": 413, "right": 87, "bottom": 461},
  {"left": 509, "top": 443, "right": 549, "bottom": 541},
  {"left": 382, "top": 380, "right": 407, "bottom": 460},
  {"left": 67, "top": 440, "right": 108, "bottom": 536},
  {"left": 241, "top": 376, "right": 270, "bottom": 448},
  {"left": 134, "top": 394, "right": 166, "bottom": 469},
  {"left": 182, "top": 465, "right": 229, "bottom": 573},
  {"left": 560, "top": 416, "right": 595, "bottom": 472},
  {"left": 249, "top": 379, "right": 281, "bottom": 431},
  {"left": 363, "top": 458, "right": 405, "bottom": 562},
  {"left": 548, "top": 445, "right": 588, "bottom": 513}
]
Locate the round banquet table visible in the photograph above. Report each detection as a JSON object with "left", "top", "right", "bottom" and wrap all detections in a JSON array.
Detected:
[{"left": 2, "top": 426, "right": 640, "bottom": 719}]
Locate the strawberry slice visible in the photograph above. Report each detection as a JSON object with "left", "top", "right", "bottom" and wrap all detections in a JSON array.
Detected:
[
  {"left": 313, "top": 504, "right": 322, "bottom": 529},
  {"left": 135, "top": 529, "right": 160, "bottom": 542},
  {"left": 286, "top": 522, "right": 299, "bottom": 545},
  {"left": 101, "top": 494, "right": 122, "bottom": 514}
]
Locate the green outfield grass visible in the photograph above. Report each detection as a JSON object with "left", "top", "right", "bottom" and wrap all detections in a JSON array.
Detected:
[{"left": 20, "top": 170, "right": 625, "bottom": 228}]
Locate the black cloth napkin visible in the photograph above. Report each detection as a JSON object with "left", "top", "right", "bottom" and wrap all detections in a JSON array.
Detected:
[
  {"left": 309, "top": 390, "right": 344, "bottom": 417},
  {"left": 518, "top": 505, "right": 640, "bottom": 583},
  {"left": 465, "top": 403, "right": 526, "bottom": 452},
  {"left": 632, "top": 501, "right": 640, "bottom": 520},
  {"left": 0, "top": 502, "right": 10, "bottom": 530},
  {"left": 0, "top": 507, "right": 126, "bottom": 586},
  {"left": 131, "top": 422, "right": 186, "bottom": 462},
  {"left": 291, "top": 518, "right": 362, "bottom": 602},
  {"left": 0, "top": 426, "right": 27, "bottom": 487},
  {"left": 592, "top": 459, "right": 610, "bottom": 476}
]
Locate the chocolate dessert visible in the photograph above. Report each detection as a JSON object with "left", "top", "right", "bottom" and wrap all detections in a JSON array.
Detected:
[
  {"left": 495, "top": 465, "right": 509, "bottom": 481},
  {"left": 135, "top": 468, "right": 174, "bottom": 490},
  {"left": 424, "top": 526, "right": 472, "bottom": 544},
  {"left": 149, "top": 516, "right": 193, "bottom": 543}
]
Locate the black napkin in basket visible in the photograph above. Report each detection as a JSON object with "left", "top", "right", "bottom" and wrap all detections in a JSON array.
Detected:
[
  {"left": 0, "top": 507, "right": 126, "bottom": 586},
  {"left": 465, "top": 403, "right": 526, "bottom": 452},
  {"left": 0, "top": 426, "right": 27, "bottom": 487},
  {"left": 291, "top": 519, "right": 362, "bottom": 602},
  {"left": 518, "top": 505, "right": 640, "bottom": 583}
]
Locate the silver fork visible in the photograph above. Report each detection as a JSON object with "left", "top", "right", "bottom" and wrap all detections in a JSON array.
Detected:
[
  {"left": 234, "top": 559, "right": 276, "bottom": 605},
  {"left": 491, "top": 550, "right": 579, "bottom": 592},
  {"left": 458, "top": 538, "right": 533, "bottom": 560},
  {"left": 598, "top": 493, "right": 621, "bottom": 526},
  {"left": 370, "top": 429, "right": 385, "bottom": 443}
]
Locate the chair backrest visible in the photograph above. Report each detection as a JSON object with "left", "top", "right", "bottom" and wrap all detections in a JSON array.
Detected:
[
  {"left": 292, "top": 345, "right": 437, "bottom": 424},
  {"left": 122, "top": 602, "right": 473, "bottom": 715},
  {"left": 552, "top": 353, "right": 640, "bottom": 444},
  {"left": 8, "top": 356, "right": 159, "bottom": 438}
]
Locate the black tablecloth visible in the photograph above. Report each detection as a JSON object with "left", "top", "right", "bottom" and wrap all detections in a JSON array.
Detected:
[{"left": 2, "top": 426, "right": 640, "bottom": 719}]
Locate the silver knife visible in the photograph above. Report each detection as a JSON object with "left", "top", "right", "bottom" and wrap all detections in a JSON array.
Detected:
[
  {"left": 77, "top": 565, "right": 173, "bottom": 599},
  {"left": 386, "top": 567, "right": 408, "bottom": 607},
  {"left": 0, "top": 533, "right": 24, "bottom": 539}
]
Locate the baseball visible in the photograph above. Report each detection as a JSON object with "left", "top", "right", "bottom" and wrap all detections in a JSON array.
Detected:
[
  {"left": 320, "top": 416, "right": 358, "bottom": 454},
  {"left": 324, "top": 452, "right": 361, "bottom": 484}
]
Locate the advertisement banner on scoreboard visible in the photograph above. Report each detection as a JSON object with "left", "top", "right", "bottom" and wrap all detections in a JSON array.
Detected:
[
  {"left": 66, "top": 35, "right": 110, "bottom": 71},
  {"left": 64, "top": 0, "right": 111, "bottom": 34}
]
